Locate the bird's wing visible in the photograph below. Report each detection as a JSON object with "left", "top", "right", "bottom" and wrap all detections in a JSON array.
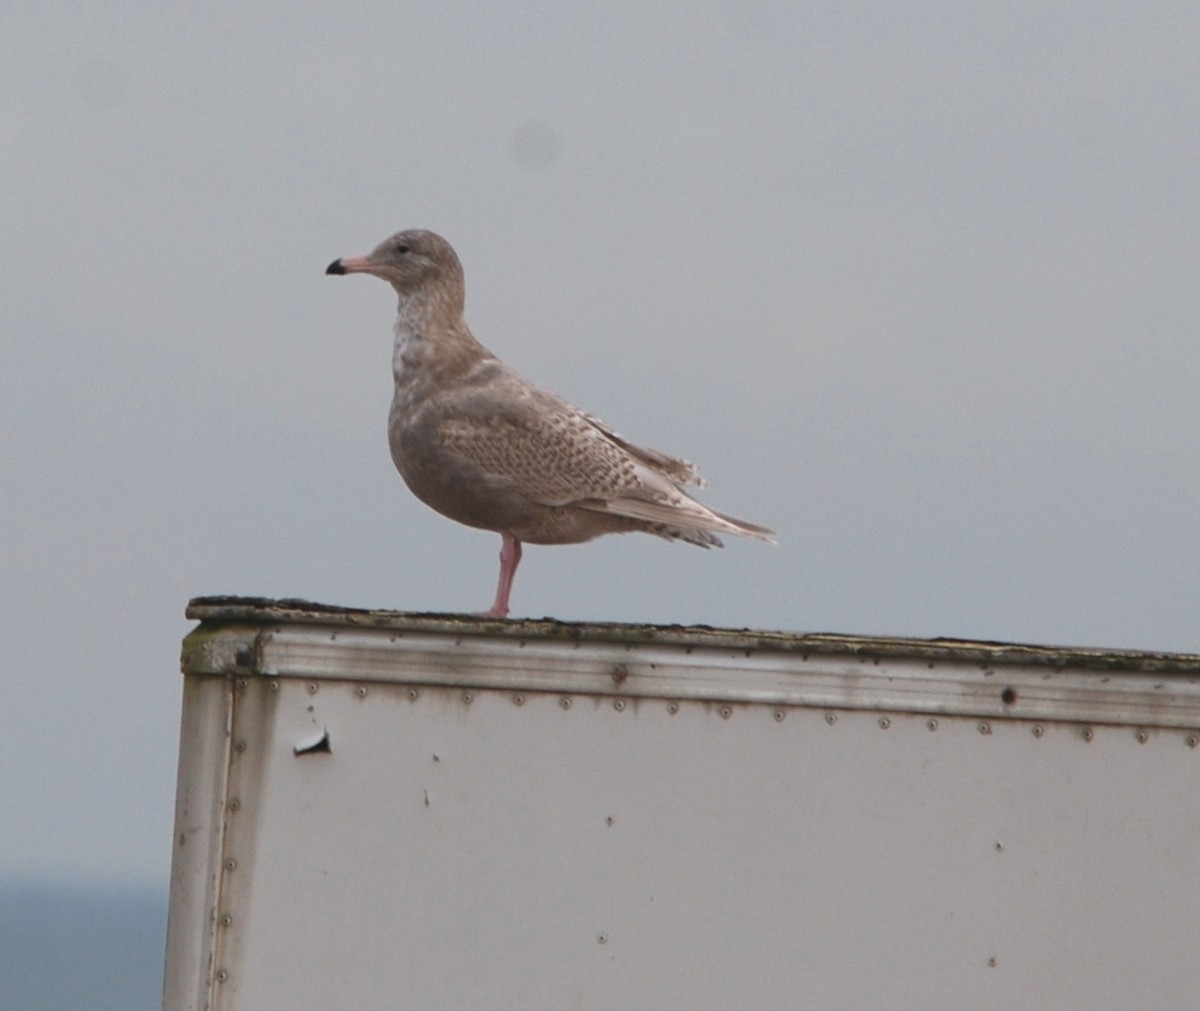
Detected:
[
  {"left": 581, "top": 496, "right": 776, "bottom": 542},
  {"left": 576, "top": 411, "right": 705, "bottom": 487},
  {"left": 434, "top": 383, "right": 775, "bottom": 542},
  {"left": 436, "top": 385, "right": 650, "bottom": 506}
]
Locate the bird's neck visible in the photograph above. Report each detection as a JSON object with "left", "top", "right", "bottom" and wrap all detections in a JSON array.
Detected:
[{"left": 391, "top": 297, "right": 490, "bottom": 391}]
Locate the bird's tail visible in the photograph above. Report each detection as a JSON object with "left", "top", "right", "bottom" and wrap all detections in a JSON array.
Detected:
[{"left": 709, "top": 508, "right": 777, "bottom": 543}]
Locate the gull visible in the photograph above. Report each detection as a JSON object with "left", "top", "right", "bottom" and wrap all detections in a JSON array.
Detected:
[{"left": 326, "top": 229, "right": 774, "bottom": 617}]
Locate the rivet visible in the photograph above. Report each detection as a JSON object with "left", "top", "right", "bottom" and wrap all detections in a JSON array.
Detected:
[
  {"left": 462, "top": 692, "right": 473, "bottom": 704},
  {"left": 825, "top": 713, "right": 837, "bottom": 726},
  {"left": 513, "top": 694, "right": 525, "bottom": 706},
  {"left": 605, "top": 816, "right": 614, "bottom": 827},
  {"left": 1000, "top": 687, "right": 1017, "bottom": 705},
  {"left": 614, "top": 699, "right": 626, "bottom": 712},
  {"left": 597, "top": 933, "right": 608, "bottom": 944},
  {"left": 1032, "top": 724, "right": 1044, "bottom": 738},
  {"left": 994, "top": 841, "right": 1004, "bottom": 852},
  {"left": 773, "top": 710, "right": 785, "bottom": 722},
  {"left": 220, "top": 913, "right": 232, "bottom": 927},
  {"left": 719, "top": 706, "right": 732, "bottom": 719},
  {"left": 216, "top": 969, "right": 229, "bottom": 983},
  {"left": 1135, "top": 730, "right": 1148, "bottom": 744},
  {"left": 269, "top": 681, "right": 280, "bottom": 692},
  {"left": 236, "top": 678, "right": 248, "bottom": 690},
  {"left": 224, "top": 859, "right": 237, "bottom": 872},
  {"left": 560, "top": 697, "right": 572, "bottom": 710},
  {"left": 1081, "top": 727, "right": 1094, "bottom": 742},
  {"left": 307, "top": 682, "right": 318, "bottom": 695},
  {"left": 878, "top": 717, "right": 890, "bottom": 730},
  {"left": 407, "top": 688, "right": 418, "bottom": 701},
  {"left": 667, "top": 702, "right": 679, "bottom": 715},
  {"left": 987, "top": 957, "right": 997, "bottom": 969},
  {"left": 234, "top": 739, "right": 247, "bottom": 753},
  {"left": 979, "top": 722, "right": 992, "bottom": 735},
  {"left": 610, "top": 664, "right": 629, "bottom": 684},
  {"left": 355, "top": 686, "right": 368, "bottom": 697},
  {"left": 927, "top": 719, "right": 939, "bottom": 731},
  {"left": 1188, "top": 734, "right": 1200, "bottom": 749},
  {"left": 229, "top": 798, "right": 240, "bottom": 812}
]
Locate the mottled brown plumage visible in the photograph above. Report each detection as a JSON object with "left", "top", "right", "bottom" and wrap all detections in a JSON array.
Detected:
[{"left": 326, "top": 229, "right": 774, "bottom": 617}]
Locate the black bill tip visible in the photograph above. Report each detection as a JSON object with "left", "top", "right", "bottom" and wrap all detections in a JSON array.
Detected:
[{"left": 325, "top": 258, "right": 346, "bottom": 275}]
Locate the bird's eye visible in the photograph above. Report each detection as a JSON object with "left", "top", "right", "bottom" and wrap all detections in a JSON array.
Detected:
[{"left": 396, "top": 243, "right": 410, "bottom": 254}]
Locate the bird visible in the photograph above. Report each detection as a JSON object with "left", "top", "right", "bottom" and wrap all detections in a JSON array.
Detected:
[{"left": 325, "top": 229, "right": 774, "bottom": 618}]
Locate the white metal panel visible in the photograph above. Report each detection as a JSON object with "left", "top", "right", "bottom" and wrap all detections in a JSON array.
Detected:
[
  {"left": 190, "top": 679, "right": 1199, "bottom": 1010},
  {"left": 166, "top": 600, "right": 1200, "bottom": 1011}
]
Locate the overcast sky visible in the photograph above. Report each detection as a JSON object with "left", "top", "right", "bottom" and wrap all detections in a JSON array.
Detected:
[{"left": 2, "top": 4, "right": 1198, "bottom": 885}]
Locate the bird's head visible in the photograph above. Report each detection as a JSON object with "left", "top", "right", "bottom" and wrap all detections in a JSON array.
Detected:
[{"left": 326, "top": 229, "right": 465, "bottom": 307}]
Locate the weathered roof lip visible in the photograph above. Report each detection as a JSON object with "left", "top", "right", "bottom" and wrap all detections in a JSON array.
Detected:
[{"left": 185, "top": 595, "right": 1200, "bottom": 674}]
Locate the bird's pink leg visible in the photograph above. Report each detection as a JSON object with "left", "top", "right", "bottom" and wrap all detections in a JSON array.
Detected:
[{"left": 482, "top": 534, "right": 522, "bottom": 618}]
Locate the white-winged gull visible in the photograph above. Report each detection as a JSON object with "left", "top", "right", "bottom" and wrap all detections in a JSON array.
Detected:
[{"left": 326, "top": 229, "right": 774, "bottom": 617}]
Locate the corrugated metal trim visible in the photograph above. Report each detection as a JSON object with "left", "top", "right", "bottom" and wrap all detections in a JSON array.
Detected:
[
  {"left": 185, "top": 595, "right": 1200, "bottom": 674},
  {"left": 181, "top": 597, "right": 1200, "bottom": 729}
]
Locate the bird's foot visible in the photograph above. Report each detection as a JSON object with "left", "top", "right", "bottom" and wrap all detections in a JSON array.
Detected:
[{"left": 473, "top": 606, "right": 510, "bottom": 620}]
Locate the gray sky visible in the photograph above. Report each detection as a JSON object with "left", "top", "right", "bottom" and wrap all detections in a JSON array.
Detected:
[{"left": 2, "top": 4, "right": 1197, "bottom": 885}]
